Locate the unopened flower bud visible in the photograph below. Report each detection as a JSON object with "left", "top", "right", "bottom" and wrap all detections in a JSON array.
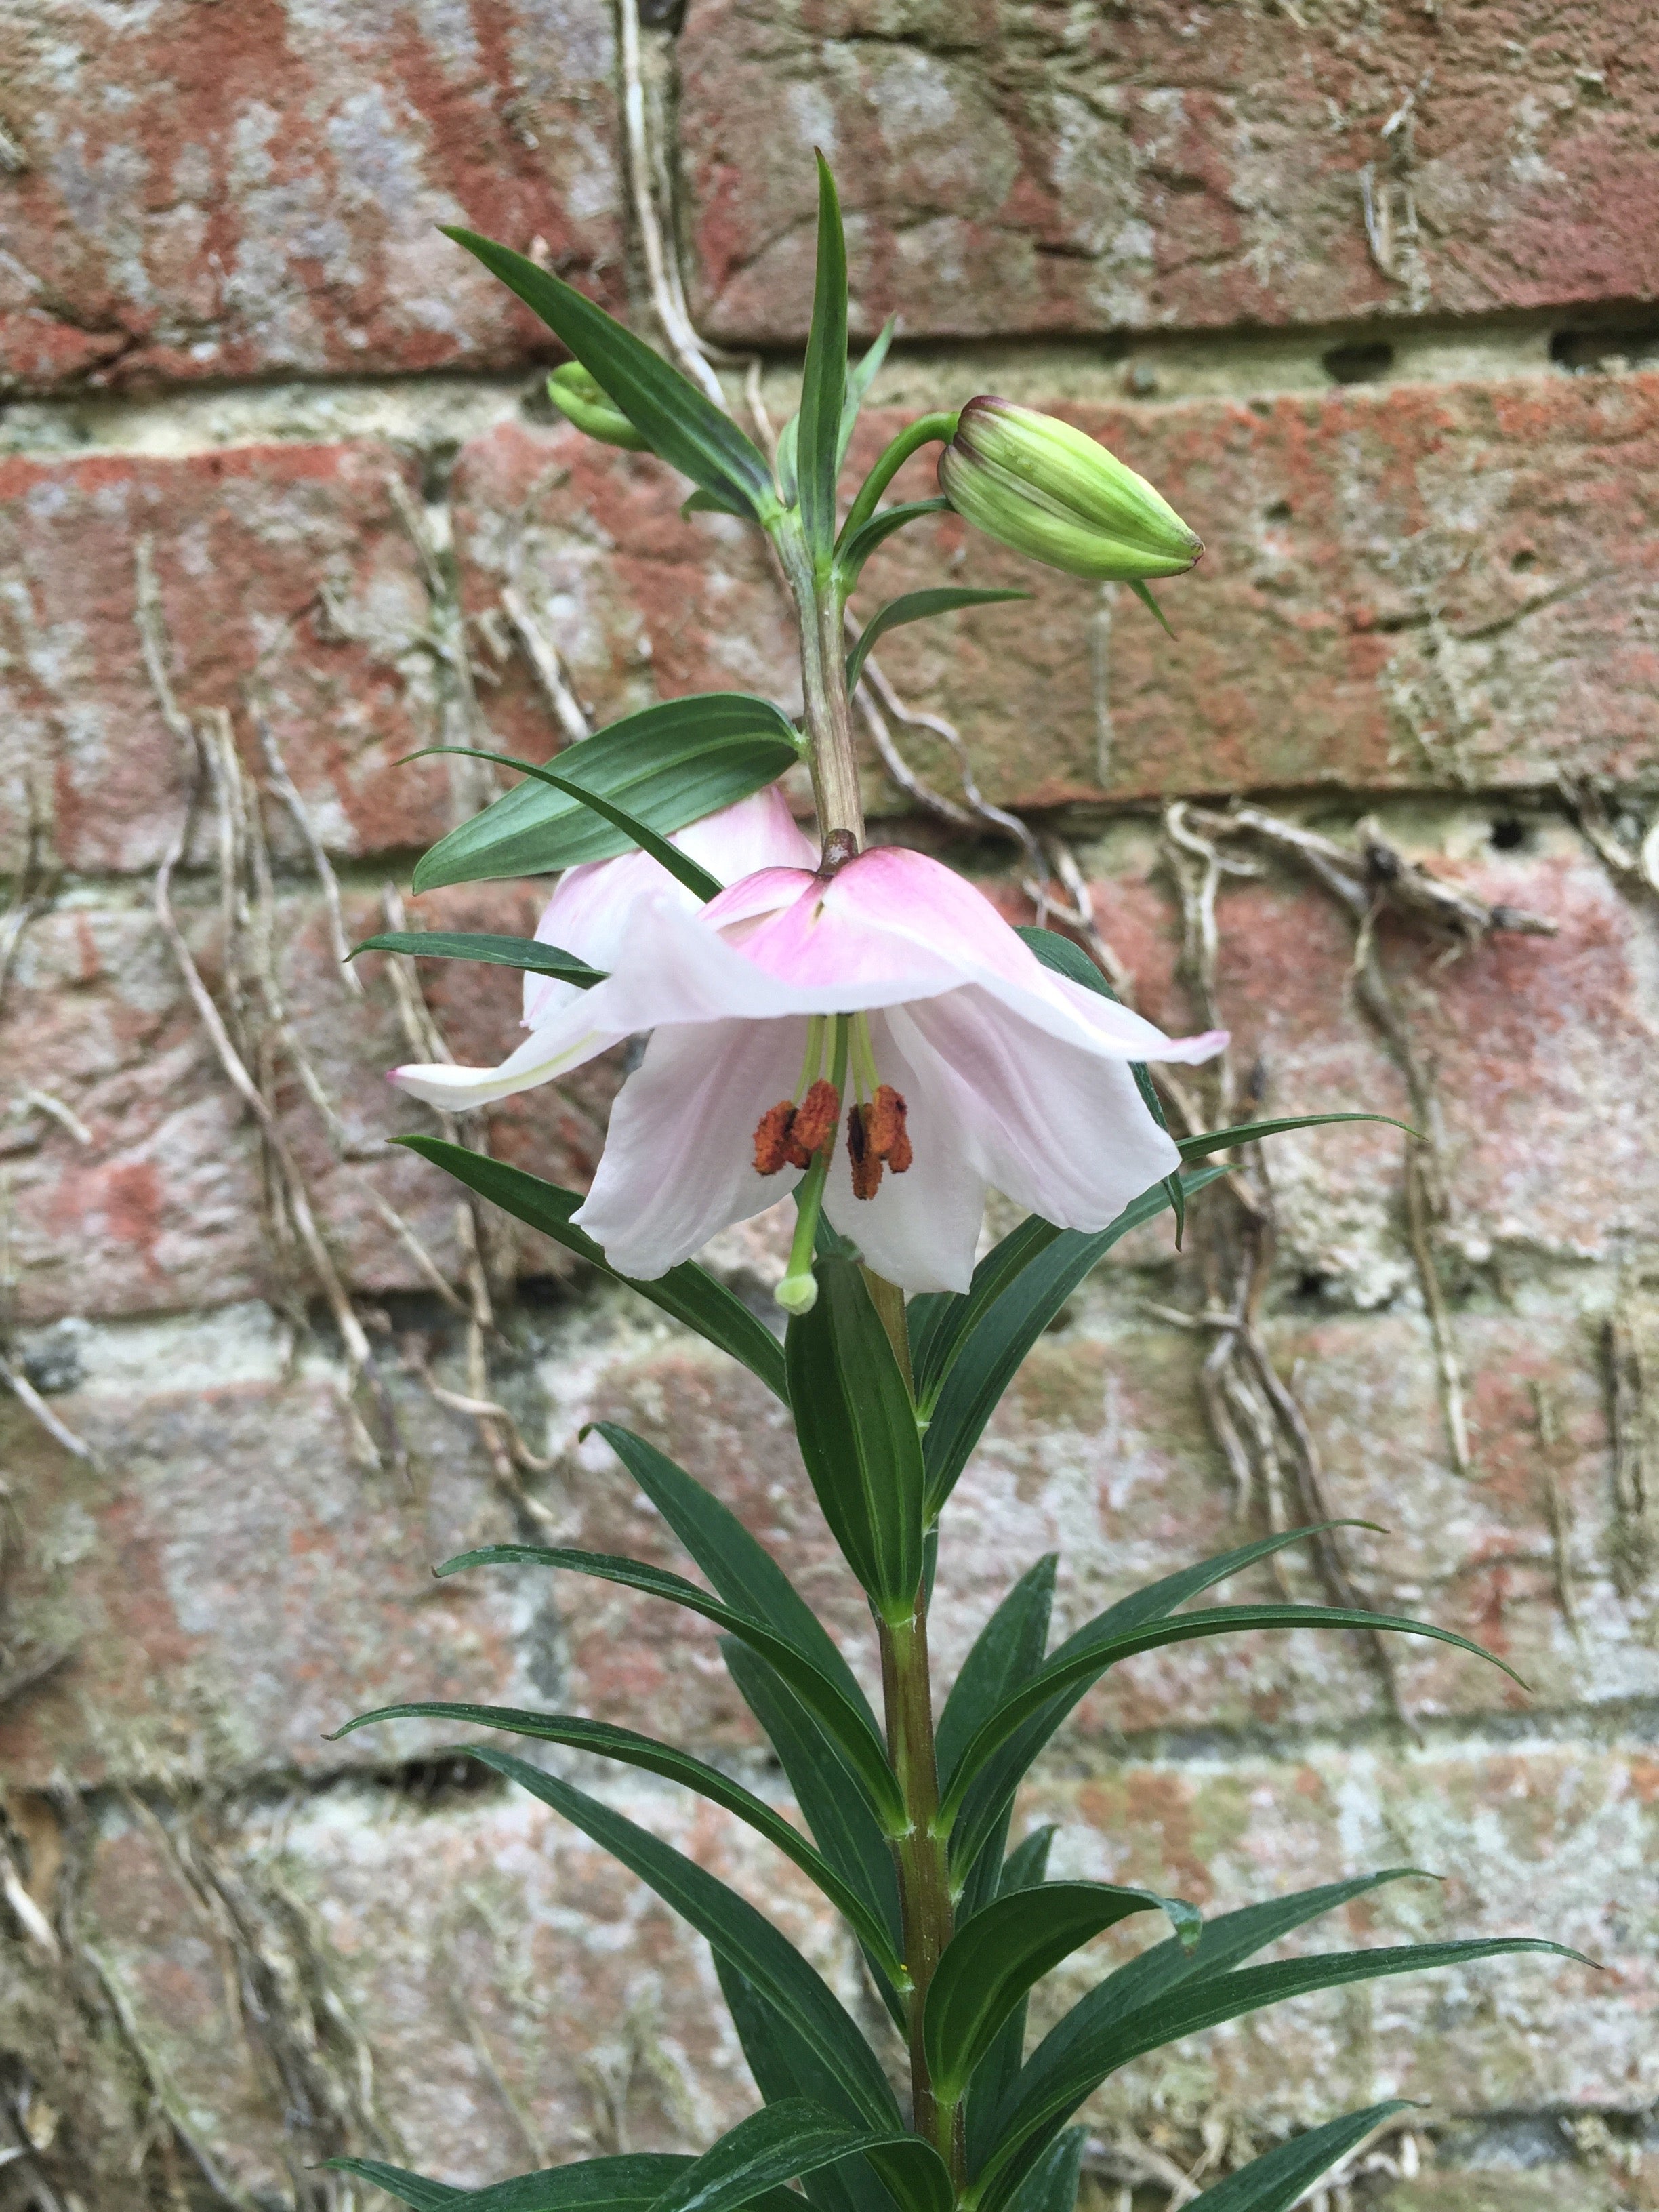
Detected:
[
  {"left": 937, "top": 397, "right": 1202, "bottom": 583},
  {"left": 547, "top": 363, "right": 649, "bottom": 451}
]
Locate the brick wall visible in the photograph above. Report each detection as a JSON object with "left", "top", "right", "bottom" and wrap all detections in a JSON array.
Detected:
[{"left": 1, "top": 5, "right": 1656, "bottom": 2207}]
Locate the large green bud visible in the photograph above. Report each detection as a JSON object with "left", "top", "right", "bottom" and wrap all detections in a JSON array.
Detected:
[
  {"left": 937, "top": 396, "right": 1202, "bottom": 582},
  {"left": 546, "top": 362, "right": 651, "bottom": 451}
]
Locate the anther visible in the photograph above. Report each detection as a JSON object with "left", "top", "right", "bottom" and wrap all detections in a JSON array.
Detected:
[
  {"left": 866, "top": 1084, "right": 911, "bottom": 1172},
  {"left": 846, "top": 1105, "right": 883, "bottom": 1200},
  {"left": 753, "top": 1101, "right": 798, "bottom": 1176},
  {"left": 790, "top": 1079, "right": 840, "bottom": 1156}
]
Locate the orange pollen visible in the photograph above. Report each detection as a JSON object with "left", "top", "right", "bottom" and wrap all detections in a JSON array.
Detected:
[
  {"left": 846, "top": 1105, "right": 883, "bottom": 1200},
  {"left": 865, "top": 1084, "right": 911, "bottom": 1171},
  {"left": 752, "top": 1100, "right": 798, "bottom": 1176},
  {"left": 790, "top": 1078, "right": 841, "bottom": 1156}
]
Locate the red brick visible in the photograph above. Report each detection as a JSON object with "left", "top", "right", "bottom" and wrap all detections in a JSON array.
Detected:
[
  {"left": 682, "top": 0, "right": 1659, "bottom": 342},
  {"left": 0, "top": 883, "right": 615, "bottom": 1322},
  {"left": 0, "top": 3, "right": 621, "bottom": 393}
]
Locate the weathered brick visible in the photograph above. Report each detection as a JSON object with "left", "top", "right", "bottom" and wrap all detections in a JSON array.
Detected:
[
  {"left": 0, "top": 883, "right": 615, "bottom": 1322},
  {"left": 681, "top": 0, "right": 1659, "bottom": 343},
  {"left": 0, "top": 1, "right": 621, "bottom": 393}
]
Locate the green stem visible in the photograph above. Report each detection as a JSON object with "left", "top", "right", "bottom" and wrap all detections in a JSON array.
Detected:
[
  {"left": 780, "top": 516, "right": 863, "bottom": 846},
  {"left": 880, "top": 1596, "right": 962, "bottom": 2182},
  {"left": 838, "top": 412, "right": 960, "bottom": 556}
]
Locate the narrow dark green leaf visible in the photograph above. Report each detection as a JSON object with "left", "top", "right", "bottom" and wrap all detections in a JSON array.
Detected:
[
  {"left": 1177, "top": 1112, "right": 1418, "bottom": 1159},
  {"left": 394, "top": 1139, "right": 788, "bottom": 1401},
  {"left": 910, "top": 1217, "right": 1062, "bottom": 1414},
  {"left": 836, "top": 499, "right": 949, "bottom": 585},
  {"left": 436, "top": 1539, "right": 903, "bottom": 1832},
  {"left": 965, "top": 1830, "right": 1057, "bottom": 2171},
  {"left": 846, "top": 590, "right": 1029, "bottom": 694},
  {"left": 645, "top": 2102, "right": 951, "bottom": 2212},
  {"left": 327, "top": 2158, "right": 463, "bottom": 2208},
  {"left": 331, "top": 1700, "right": 902, "bottom": 1986},
  {"left": 443, "top": 228, "right": 777, "bottom": 521},
  {"left": 943, "top": 1601, "right": 1521, "bottom": 1863},
  {"left": 1128, "top": 577, "right": 1172, "bottom": 634},
  {"left": 1003, "top": 2129, "right": 1085, "bottom": 2212},
  {"left": 922, "top": 1170, "right": 1229, "bottom": 1519},
  {"left": 597, "top": 1423, "right": 874, "bottom": 1729},
  {"left": 838, "top": 319, "right": 897, "bottom": 470},
  {"left": 936, "top": 1557, "right": 1056, "bottom": 1800},
  {"left": 329, "top": 2152, "right": 688, "bottom": 2212},
  {"left": 975, "top": 1938, "right": 1587, "bottom": 2212},
  {"left": 476, "top": 1753, "right": 901, "bottom": 2129},
  {"left": 411, "top": 693, "right": 800, "bottom": 890},
  {"left": 714, "top": 1962, "right": 902, "bottom": 2212},
  {"left": 353, "top": 931, "right": 604, "bottom": 989},
  {"left": 926, "top": 1883, "right": 1193, "bottom": 2106},
  {"left": 1179, "top": 2104, "right": 1414, "bottom": 2212},
  {"left": 1012, "top": 925, "right": 1172, "bottom": 1157},
  {"left": 410, "top": 746, "right": 723, "bottom": 903},
  {"left": 798, "top": 156, "right": 849, "bottom": 557},
  {"left": 785, "top": 1254, "right": 926, "bottom": 1626},
  {"left": 722, "top": 1641, "right": 906, "bottom": 2027}
]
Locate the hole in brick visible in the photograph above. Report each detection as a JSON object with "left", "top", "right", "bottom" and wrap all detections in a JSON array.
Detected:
[
  {"left": 1550, "top": 323, "right": 1659, "bottom": 373},
  {"left": 1490, "top": 818, "right": 1527, "bottom": 851},
  {"left": 1294, "top": 1271, "right": 1330, "bottom": 1303},
  {"left": 1263, "top": 499, "right": 1292, "bottom": 523},
  {"left": 1322, "top": 342, "right": 1394, "bottom": 385},
  {"left": 1511, "top": 548, "right": 1538, "bottom": 573},
  {"left": 638, "top": 0, "right": 687, "bottom": 24}
]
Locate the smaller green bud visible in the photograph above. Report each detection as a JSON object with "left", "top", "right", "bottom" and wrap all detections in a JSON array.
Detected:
[
  {"left": 937, "top": 396, "right": 1202, "bottom": 583},
  {"left": 546, "top": 363, "right": 650, "bottom": 451}
]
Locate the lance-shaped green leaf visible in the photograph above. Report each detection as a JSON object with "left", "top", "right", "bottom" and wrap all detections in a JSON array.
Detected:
[
  {"left": 798, "top": 156, "right": 848, "bottom": 558},
  {"left": 965, "top": 1829, "right": 1056, "bottom": 2172},
  {"left": 411, "top": 745, "right": 723, "bottom": 903},
  {"left": 943, "top": 1601, "right": 1520, "bottom": 1868},
  {"left": 477, "top": 1753, "right": 902, "bottom": 2129},
  {"left": 838, "top": 317, "right": 897, "bottom": 469},
  {"left": 353, "top": 931, "right": 604, "bottom": 989},
  {"left": 943, "top": 1528, "right": 1371, "bottom": 1885},
  {"left": 845, "top": 588, "right": 1029, "bottom": 695},
  {"left": 922, "top": 1169, "right": 1229, "bottom": 1519},
  {"left": 909, "top": 1216, "right": 1061, "bottom": 1414},
  {"left": 411, "top": 694, "right": 800, "bottom": 890},
  {"left": 395, "top": 1140, "right": 787, "bottom": 1402},
  {"left": 927, "top": 1883, "right": 1197, "bottom": 2108},
  {"left": 331, "top": 1701, "right": 903, "bottom": 1986},
  {"left": 722, "top": 1641, "right": 906, "bottom": 2026},
  {"left": 329, "top": 2151, "right": 691, "bottom": 2212},
  {"left": 973, "top": 1937, "right": 1588, "bottom": 2212},
  {"left": 1178, "top": 2104, "right": 1414, "bottom": 2212},
  {"left": 1176, "top": 1111, "right": 1418, "bottom": 1160},
  {"left": 714, "top": 1962, "right": 902, "bottom": 2212},
  {"left": 644, "top": 2102, "right": 951, "bottom": 2212},
  {"left": 594, "top": 1423, "right": 874, "bottom": 1730},
  {"left": 936, "top": 1556, "right": 1056, "bottom": 1798},
  {"left": 836, "top": 499, "right": 950, "bottom": 586},
  {"left": 444, "top": 228, "right": 777, "bottom": 523},
  {"left": 1002, "top": 2129, "right": 1085, "bottom": 2212},
  {"left": 785, "top": 1255, "right": 926, "bottom": 1626},
  {"left": 436, "top": 1541, "right": 903, "bottom": 1832}
]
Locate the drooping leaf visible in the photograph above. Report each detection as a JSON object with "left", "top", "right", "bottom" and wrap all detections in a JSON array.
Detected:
[
  {"left": 1002, "top": 2128, "right": 1086, "bottom": 2212},
  {"left": 1176, "top": 1112, "right": 1419, "bottom": 1159},
  {"left": 1177, "top": 2104, "right": 1414, "bottom": 2212},
  {"left": 922, "top": 1169, "right": 1229, "bottom": 1519},
  {"left": 411, "top": 745, "right": 724, "bottom": 903},
  {"left": 975, "top": 1936, "right": 1588, "bottom": 2211},
  {"left": 329, "top": 2152, "right": 687, "bottom": 2212},
  {"left": 943, "top": 1601, "right": 1521, "bottom": 1871},
  {"left": 965, "top": 1829, "right": 1057, "bottom": 2172},
  {"left": 411, "top": 694, "right": 800, "bottom": 891},
  {"left": 722, "top": 1641, "right": 906, "bottom": 2026},
  {"left": 925, "top": 1882, "right": 1197, "bottom": 2107},
  {"left": 331, "top": 1701, "right": 901, "bottom": 1986},
  {"left": 798, "top": 156, "right": 849, "bottom": 558},
  {"left": 476, "top": 1753, "right": 901, "bottom": 2129},
  {"left": 785, "top": 1254, "right": 926, "bottom": 1627},
  {"left": 835, "top": 498, "right": 950, "bottom": 585},
  {"left": 436, "top": 1539, "right": 903, "bottom": 1832},
  {"left": 643, "top": 2101, "right": 951, "bottom": 2212},
  {"left": 443, "top": 228, "right": 777, "bottom": 522},
  {"left": 846, "top": 590, "right": 1030, "bottom": 694},
  {"left": 838, "top": 318, "right": 897, "bottom": 469},
  {"left": 352, "top": 931, "right": 604, "bottom": 989},
  {"left": 327, "top": 2158, "right": 463, "bottom": 2209},
  {"left": 395, "top": 1140, "right": 789, "bottom": 1401},
  {"left": 596, "top": 1423, "right": 875, "bottom": 1729}
]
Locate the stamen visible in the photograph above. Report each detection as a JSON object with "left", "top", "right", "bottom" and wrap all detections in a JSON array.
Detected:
[
  {"left": 790, "top": 1078, "right": 840, "bottom": 1156},
  {"left": 775, "top": 1017, "right": 851, "bottom": 1315},
  {"left": 867, "top": 1084, "right": 912, "bottom": 1172},
  {"left": 753, "top": 1100, "right": 798, "bottom": 1176},
  {"left": 846, "top": 1105, "right": 883, "bottom": 1200}
]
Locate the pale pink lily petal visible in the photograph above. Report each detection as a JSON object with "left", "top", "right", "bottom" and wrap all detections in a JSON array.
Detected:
[
  {"left": 573, "top": 1016, "right": 808, "bottom": 1277},
  {"left": 523, "top": 787, "right": 815, "bottom": 1027}
]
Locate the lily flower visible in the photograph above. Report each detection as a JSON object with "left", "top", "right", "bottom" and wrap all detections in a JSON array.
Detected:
[{"left": 392, "top": 845, "right": 1225, "bottom": 1307}]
